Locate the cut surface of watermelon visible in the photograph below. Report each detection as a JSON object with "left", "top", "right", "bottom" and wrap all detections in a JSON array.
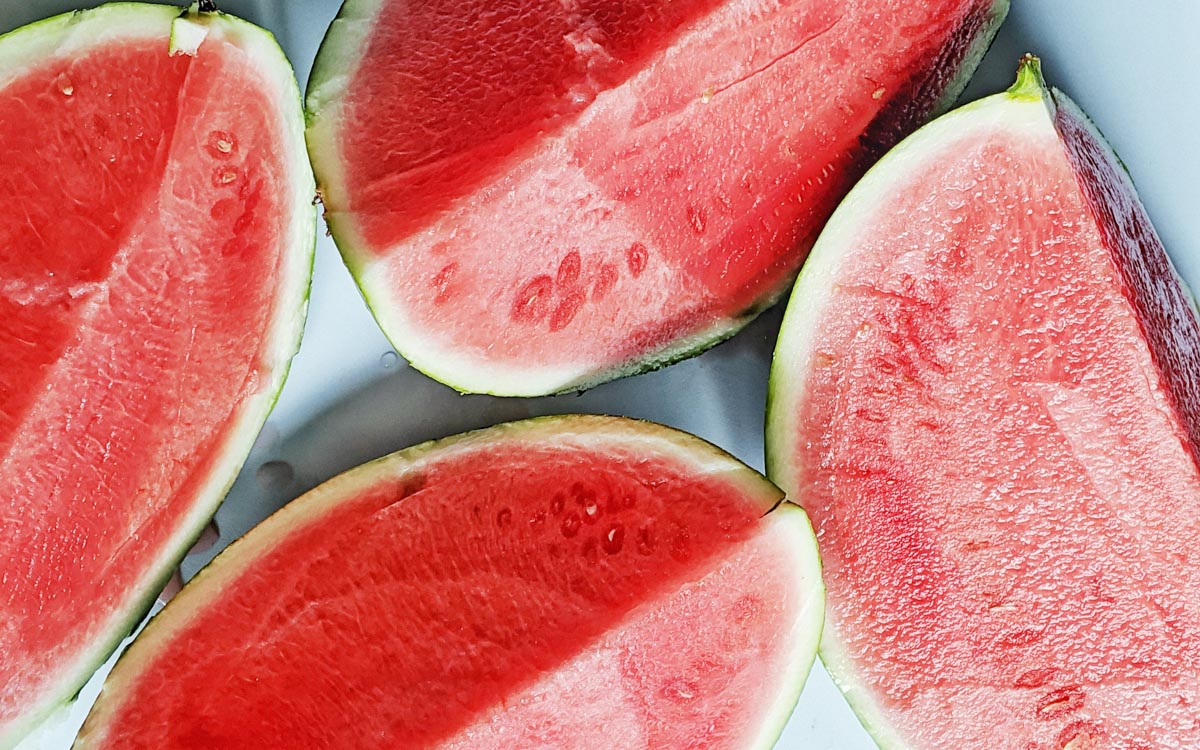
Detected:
[
  {"left": 0, "top": 4, "right": 314, "bottom": 746},
  {"left": 305, "top": 0, "right": 1007, "bottom": 395},
  {"left": 767, "top": 57, "right": 1200, "bottom": 748},
  {"left": 74, "top": 416, "right": 823, "bottom": 750}
]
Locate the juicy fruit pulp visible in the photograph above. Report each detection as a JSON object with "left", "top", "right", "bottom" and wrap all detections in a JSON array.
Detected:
[
  {"left": 768, "top": 59, "right": 1200, "bottom": 748},
  {"left": 0, "top": 6, "right": 313, "bottom": 746},
  {"left": 306, "top": 0, "right": 1008, "bottom": 395},
  {"left": 74, "top": 417, "right": 823, "bottom": 750}
]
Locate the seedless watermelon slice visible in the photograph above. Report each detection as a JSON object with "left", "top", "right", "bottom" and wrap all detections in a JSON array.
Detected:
[
  {"left": 768, "top": 57, "right": 1200, "bottom": 747},
  {"left": 0, "top": 4, "right": 313, "bottom": 746},
  {"left": 305, "top": 0, "right": 1008, "bottom": 395},
  {"left": 73, "top": 416, "right": 823, "bottom": 749}
]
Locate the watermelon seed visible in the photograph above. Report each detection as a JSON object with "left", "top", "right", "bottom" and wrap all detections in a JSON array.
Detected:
[
  {"left": 561, "top": 512, "right": 582, "bottom": 538},
  {"left": 495, "top": 508, "right": 512, "bottom": 528},
  {"left": 207, "top": 130, "right": 238, "bottom": 159},
  {"left": 56, "top": 73, "right": 73, "bottom": 96},
  {"left": 211, "top": 168, "right": 239, "bottom": 188},
  {"left": 602, "top": 524, "right": 624, "bottom": 554}
]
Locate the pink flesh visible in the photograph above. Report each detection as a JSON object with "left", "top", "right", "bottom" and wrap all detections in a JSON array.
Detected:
[
  {"left": 0, "top": 36, "right": 290, "bottom": 727},
  {"left": 793, "top": 108, "right": 1200, "bottom": 747},
  {"left": 90, "top": 441, "right": 797, "bottom": 749},
  {"left": 332, "top": 0, "right": 994, "bottom": 372}
]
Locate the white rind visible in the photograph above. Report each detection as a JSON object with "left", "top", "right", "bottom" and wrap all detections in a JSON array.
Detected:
[
  {"left": 0, "top": 5, "right": 316, "bottom": 749},
  {"left": 75, "top": 415, "right": 818, "bottom": 748},
  {"left": 765, "top": 73, "right": 1057, "bottom": 750}
]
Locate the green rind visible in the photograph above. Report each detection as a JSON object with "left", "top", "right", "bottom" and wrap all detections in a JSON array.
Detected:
[
  {"left": 303, "top": 0, "right": 1009, "bottom": 397},
  {"left": 0, "top": 5, "right": 316, "bottom": 749},
  {"left": 765, "top": 59, "right": 1065, "bottom": 749},
  {"left": 75, "top": 415, "right": 822, "bottom": 749}
]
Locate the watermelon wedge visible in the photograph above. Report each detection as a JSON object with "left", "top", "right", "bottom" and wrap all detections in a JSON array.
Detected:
[
  {"left": 0, "top": 4, "right": 313, "bottom": 746},
  {"left": 73, "top": 416, "right": 823, "bottom": 749},
  {"left": 305, "top": 0, "right": 1008, "bottom": 396},
  {"left": 767, "top": 56, "right": 1200, "bottom": 748}
]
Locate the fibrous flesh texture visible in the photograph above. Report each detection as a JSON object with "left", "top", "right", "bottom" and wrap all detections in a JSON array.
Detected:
[
  {"left": 0, "top": 7, "right": 313, "bottom": 745},
  {"left": 74, "top": 417, "right": 823, "bottom": 750},
  {"left": 768, "top": 59, "right": 1200, "bottom": 749},
  {"left": 306, "top": 0, "right": 1007, "bottom": 395}
]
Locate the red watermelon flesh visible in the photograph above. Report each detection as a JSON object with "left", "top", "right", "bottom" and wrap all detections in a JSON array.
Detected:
[
  {"left": 305, "top": 0, "right": 1008, "bottom": 395},
  {"left": 0, "top": 6, "right": 313, "bottom": 746},
  {"left": 74, "top": 417, "right": 824, "bottom": 750},
  {"left": 768, "top": 58, "right": 1200, "bottom": 748}
]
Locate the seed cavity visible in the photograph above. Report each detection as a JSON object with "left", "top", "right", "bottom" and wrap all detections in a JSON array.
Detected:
[
  {"left": 625, "top": 242, "right": 649, "bottom": 277},
  {"left": 511, "top": 275, "right": 554, "bottom": 323},
  {"left": 1036, "top": 686, "right": 1085, "bottom": 720},
  {"left": 686, "top": 204, "right": 708, "bottom": 235},
  {"left": 549, "top": 290, "right": 585, "bottom": 332},
  {"left": 602, "top": 524, "right": 624, "bottom": 554},
  {"left": 560, "top": 512, "right": 582, "bottom": 538},
  {"left": 207, "top": 130, "right": 238, "bottom": 159},
  {"left": 556, "top": 250, "right": 581, "bottom": 287},
  {"left": 592, "top": 262, "right": 619, "bottom": 301},
  {"left": 495, "top": 508, "right": 513, "bottom": 528}
]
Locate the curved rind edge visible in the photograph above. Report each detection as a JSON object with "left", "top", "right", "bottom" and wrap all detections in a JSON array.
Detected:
[
  {"left": 73, "top": 415, "right": 810, "bottom": 747},
  {"left": 0, "top": 5, "right": 316, "bottom": 749},
  {"left": 303, "top": 0, "right": 1009, "bottom": 397},
  {"left": 763, "top": 65, "right": 1056, "bottom": 750}
]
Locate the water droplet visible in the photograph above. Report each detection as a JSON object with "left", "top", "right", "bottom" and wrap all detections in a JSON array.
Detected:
[
  {"left": 207, "top": 130, "right": 238, "bottom": 159},
  {"left": 625, "top": 242, "right": 649, "bottom": 277},
  {"left": 549, "top": 290, "right": 585, "bottom": 332},
  {"left": 686, "top": 204, "right": 708, "bottom": 235},
  {"left": 380, "top": 351, "right": 401, "bottom": 369},
  {"left": 636, "top": 523, "right": 656, "bottom": 555},
  {"left": 556, "top": 250, "right": 581, "bottom": 287},
  {"left": 256, "top": 460, "right": 294, "bottom": 491},
  {"left": 700, "top": 86, "right": 715, "bottom": 104},
  {"left": 583, "top": 500, "right": 599, "bottom": 522},
  {"left": 602, "top": 524, "right": 624, "bottom": 554},
  {"left": 495, "top": 508, "right": 512, "bottom": 528},
  {"left": 511, "top": 275, "right": 554, "bottom": 323},
  {"left": 561, "top": 512, "right": 581, "bottom": 538}
]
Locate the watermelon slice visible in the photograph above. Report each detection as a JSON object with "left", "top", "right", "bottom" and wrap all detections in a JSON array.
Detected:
[
  {"left": 304, "top": 0, "right": 1008, "bottom": 396},
  {"left": 0, "top": 4, "right": 313, "bottom": 746},
  {"left": 73, "top": 416, "right": 823, "bottom": 749},
  {"left": 767, "top": 56, "right": 1200, "bottom": 748}
]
